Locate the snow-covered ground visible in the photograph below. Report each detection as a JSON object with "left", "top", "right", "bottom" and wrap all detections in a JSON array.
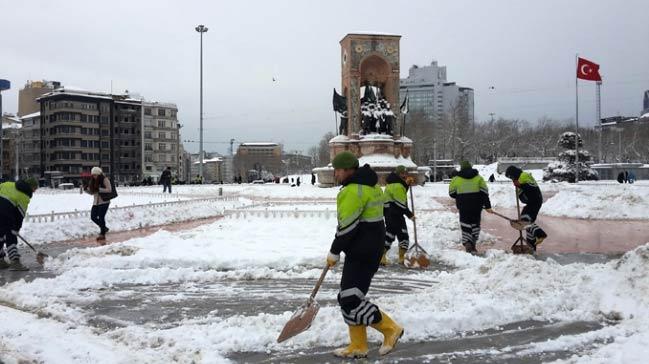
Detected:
[{"left": 2, "top": 182, "right": 649, "bottom": 362}]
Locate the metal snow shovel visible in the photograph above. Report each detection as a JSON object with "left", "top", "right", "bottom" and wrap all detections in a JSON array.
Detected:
[
  {"left": 490, "top": 211, "right": 528, "bottom": 231},
  {"left": 16, "top": 233, "right": 49, "bottom": 265},
  {"left": 511, "top": 188, "right": 534, "bottom": 255},
  {"left": 404, "top": 186, "right": 430, "bottom": 269},
  {"left": 277, "top": 265, "right": 329, "bottom": 343}
]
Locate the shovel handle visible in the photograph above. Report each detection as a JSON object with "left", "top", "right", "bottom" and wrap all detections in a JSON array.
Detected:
[
  {"left": 16, "top": 233, "right": 38, "bottom": 253},
  {"left": 309, "top": 266, "right": 329, "bottom": 301},
  {"left": 491, "top": 210, "right": 514, "bottom": 222},
  {"left": 409, "top": 187, "right": 418, "bottom": 245}
]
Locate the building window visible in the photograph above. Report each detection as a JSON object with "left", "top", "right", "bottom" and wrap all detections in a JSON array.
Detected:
[
  {"left": 158, "top": 120, "right": 165, "bottom": 128},
  {"left": 158, "top": 109, "right": 165, "bottom": 116},
  {"left": 144, "top": 108, "right": 152, "bottom": 115}
]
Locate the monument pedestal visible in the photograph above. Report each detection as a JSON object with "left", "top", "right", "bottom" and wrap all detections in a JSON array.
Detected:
[{"left": 314, "top": 134, "right": 428, "bottom": 187}]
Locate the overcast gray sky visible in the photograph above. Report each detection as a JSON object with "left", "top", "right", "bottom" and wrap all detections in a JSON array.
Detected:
[{"left": 2, "top": 0, "right": 648, "bottom": 154}]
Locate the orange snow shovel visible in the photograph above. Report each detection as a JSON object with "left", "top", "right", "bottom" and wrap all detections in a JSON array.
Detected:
[
  {"left": 277, "top": 265, "right": 329, "bottom": 343},
  {"left": 17, "top": 233, "right": 49, "bottom": 265},
  {"left": 403, "top": 186, "right": 430, "bottom": 269}
]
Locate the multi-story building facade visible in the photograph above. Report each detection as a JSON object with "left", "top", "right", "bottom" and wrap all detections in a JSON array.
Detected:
[
  {"left": 1, "top": 115, "right": 21, "bottom": 180},
  {"left": 234, "top": 142, "right": 283, "bottom": 181},
  {"left": 399, "top": 61, "right": 474, "bottom": 124},
  {"left": 19, "top": 111, "right": 41, "bottom": 178},
  {"left": 142, "top": 101, "right": 180, "bottom": 181},
  {"left": 112, "top": 98, "right": 143, "bottom": 184},
  {"left": 191, "top": 156, "right": 223, "bottom": 183},
  {"left": 18, "top": 80, "right": 60, "bottom": 117},
  {"left": 283, "top": 151, "right": 314, "bottom": 175},
  {"left": 38, "top": 88, "right": 114, "bottom": 181},
  {"left": 23, "top": 86, "right": 183, "bottom": 185},
  {"left": 177, "top": 145, "right": 192, "bottom": 183}
]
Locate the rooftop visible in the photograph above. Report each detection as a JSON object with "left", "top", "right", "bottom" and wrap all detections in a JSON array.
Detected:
[{"left": 239, "top": 142, "right": 280, "bottom": 147}]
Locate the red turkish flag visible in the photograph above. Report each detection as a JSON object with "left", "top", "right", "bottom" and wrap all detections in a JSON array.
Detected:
[{"left": 577, "top": 57, "right": 602, "bottom": 82}]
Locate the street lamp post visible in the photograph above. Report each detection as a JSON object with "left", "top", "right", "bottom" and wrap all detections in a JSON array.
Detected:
[
  {"left": 0, "top": 79, "right": 11, "bottom": 181},
  {"left": 195, "top": 24, "right": 208, "bottom": 183}
]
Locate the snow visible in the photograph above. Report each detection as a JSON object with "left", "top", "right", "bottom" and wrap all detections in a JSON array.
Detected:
[
  {"left": 348, "top": 31, "right": 401, "bottom": 37},
  {"left": 3, "top": 182, "right": 649, "bottom": 362},
  {"left": 542, "top": 184, "right": 649, "bottom": 219},
  {"left": 329, "top": 134, "right": 351, "bottom": 143},
  {"left": 27, "top": 188, "right": 190, "bottom": 215},
  {"left": 358, "top": 153, "right": 418, "bottom": 168},
  {"left": 358, "top": 133, "right": 394, "bottom": 140},
  {"left": 19, "top": 111, "right": 40, "bottom": 119},
  {"left": 194, "top": 156, "right": 223, "bottom": 164},
  {"left": 239, "top": 142, "right": 279, "bottom": 146}
]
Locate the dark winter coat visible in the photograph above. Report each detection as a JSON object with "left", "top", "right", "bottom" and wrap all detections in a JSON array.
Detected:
[
  {"left": 160, "top": 170, "right": 172, "bottom": 184},
  {"left": 0, "top": 180, "right": 33, "bottom": 232},
  {"left": 448, "top": 168, "right": 491, "bottom": 211},
  {"left": 384, "top": 172, "right": 413, "bottom": 219},
  {"left": 506, "top": 166, "right": 543, "bottom": 207},
  {"left": 329, "top": 165, "right": 385, "bottom": 265}
]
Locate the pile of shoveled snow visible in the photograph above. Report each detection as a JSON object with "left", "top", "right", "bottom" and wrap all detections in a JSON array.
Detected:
[{"left": 542, "top": 184, "right": 649, "bottom": 220}]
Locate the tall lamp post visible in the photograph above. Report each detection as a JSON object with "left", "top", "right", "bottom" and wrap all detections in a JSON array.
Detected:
[
  {"left": 195, "top": 24, "right": 208, "bottom": 183},
  {"left": 0, "top": 79, "right": 10, "bottom": 181}
]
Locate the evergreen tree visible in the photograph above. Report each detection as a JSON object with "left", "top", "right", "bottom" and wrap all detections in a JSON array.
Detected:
[{"left": 543, "top": 132, "right": 598, "bottom": 182}]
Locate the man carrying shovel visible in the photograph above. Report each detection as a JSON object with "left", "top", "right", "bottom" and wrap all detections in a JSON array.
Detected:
[
  {"left": 382, "top": 165, "right": 415, "bottom": 265},
  {"left": 326, "top": 151, "right": 404, "bottom": 358},
  {"left": 505, "top": 166, "right": 547, "bottom": 250},
  {"left": 449, "top": 161, "right": 493, "bottom": 254},
  {"left": 0, "top": 178, "right": 38, "bottom": 271}
]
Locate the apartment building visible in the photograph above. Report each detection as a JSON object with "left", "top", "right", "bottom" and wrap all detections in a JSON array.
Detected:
[{"left": 142, "top": 101, "right": 180, "bottom": 181}]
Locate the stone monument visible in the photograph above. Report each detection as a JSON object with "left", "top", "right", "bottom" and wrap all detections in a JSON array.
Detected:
[{"left": 314, "top": 33, "right": 426, "bottom": 186}]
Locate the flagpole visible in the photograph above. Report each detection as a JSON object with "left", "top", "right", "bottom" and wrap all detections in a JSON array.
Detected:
[
  {"left": 575, "top": 54, "right": 580, "bottom": 183},
  {"left": 597, "top": 81, "right": 602, "bottom": 163}
]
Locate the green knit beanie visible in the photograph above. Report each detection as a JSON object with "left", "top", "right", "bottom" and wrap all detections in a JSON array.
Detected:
[
  {"left": 332, "top": 151, "right": 359, "bottom": 169},
  {"left": 24, "top": 177, "right": 38, "bottom": 190},
  {"left": 395, "top": 165, "right": 406, "bottom": 174},
  {"left": 460, "top": 160, "right": 472, "bottom": 170}
]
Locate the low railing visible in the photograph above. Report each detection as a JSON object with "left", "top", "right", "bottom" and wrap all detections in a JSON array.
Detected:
[
  {"left": 25, "top": 196, "right": 239, "bottom": 223},
  {"left": 223, "top": 209, "right": 336, "bottom": 219}
]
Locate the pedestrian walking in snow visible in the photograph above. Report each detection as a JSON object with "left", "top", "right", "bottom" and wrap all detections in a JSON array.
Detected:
[
  {"left": 382, "top": 165, "right": 415, "bottom": 265},
  {"left": 0, "top": 178, "right": 38, "bottom": 271},
  {"left": 296, "top": 177, "right": 301, "bottom": 186},
  {"left": 326, "top": 151, "right": 404, "bottom": 358},
  {"left": 505, "top": 165, "right": 548, "bottom": 250},
  {"left": 83, "top": 167, "right": 115, "bottom": 242},
  {"left": 160, "top": 167, "right": 172, "bottom": 193},
  {"left": 449, "top": 161, "right": 493, "bottom": 254},
  {"left": 311, "top": 173, "right": 316, "bottom": 185},
  {"left": 488, "top": 174, "right": 496, "bottom": 183},
  {"left": 628, "top": 171, "right": 636, "bottom": 183},
  {"left": 617, "top": 172, "right": 625, "bottom": 184}
]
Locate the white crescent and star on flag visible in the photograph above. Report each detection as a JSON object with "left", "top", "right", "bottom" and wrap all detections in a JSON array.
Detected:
[{"left": 580, "top": 64, "right": 592, "bottom": 76}]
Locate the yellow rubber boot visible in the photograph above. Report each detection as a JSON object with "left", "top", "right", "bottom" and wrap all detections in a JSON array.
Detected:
[
  {"left": 333, "top": 325, "right": 369, "bottom": 358},
  {"left": 380, "top": 249, "right": 389, "bottom": 266},
  {"left": 370, "top": 311, "right": 404, "bottom": 356},
  {"left": 398, "top": 247, "right": 406, "bottom": 265}
]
